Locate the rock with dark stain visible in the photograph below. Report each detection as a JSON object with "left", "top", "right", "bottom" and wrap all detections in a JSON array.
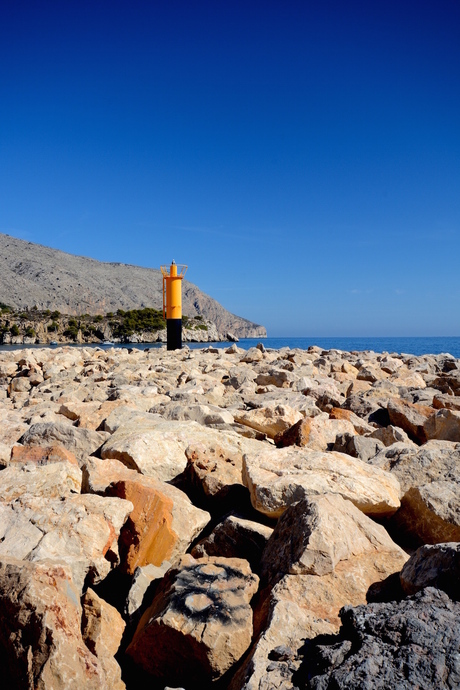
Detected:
[
  {"left": 126, "top": 555, "right": 259, "bottom": 684},
  {"left": 300, "top": 588, "right": 460, "bottom": 689}
]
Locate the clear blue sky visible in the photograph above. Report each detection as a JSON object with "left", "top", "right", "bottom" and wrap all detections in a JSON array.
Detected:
[{"left": 1, "top": 1, "right": 459, "bottom": 336}]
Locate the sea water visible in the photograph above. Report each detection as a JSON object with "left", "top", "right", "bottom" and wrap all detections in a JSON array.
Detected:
[{"left": 1, "top": 336, "right": 460, "bottom": 358}]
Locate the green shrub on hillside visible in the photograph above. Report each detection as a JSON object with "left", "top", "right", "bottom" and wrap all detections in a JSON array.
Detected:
[
  {"left": 111, "top": 308, "right": 165, "bottom": 339},
  {"left": 25, "top": 327, "right": 36, "bottom": 337},
  {"left": 10, "top": 324, "right": 20, "bottom": 336}
]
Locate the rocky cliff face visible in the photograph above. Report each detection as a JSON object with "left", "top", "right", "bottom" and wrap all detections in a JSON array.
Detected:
[{"left": 0, "top": 234, "right": 266, "bottom": 338}]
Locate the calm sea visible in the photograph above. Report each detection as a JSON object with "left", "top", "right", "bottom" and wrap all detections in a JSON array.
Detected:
[{"left": 1, "top": 336, "right": 459, "bottom": 358}]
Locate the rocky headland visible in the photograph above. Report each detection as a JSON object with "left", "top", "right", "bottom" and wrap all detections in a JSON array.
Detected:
[
  {"left": 0, "top": 233, "right": 266, "bottom": 339},
  {"left": 0, "top": 342, "right": 459, "bottom": 689}
]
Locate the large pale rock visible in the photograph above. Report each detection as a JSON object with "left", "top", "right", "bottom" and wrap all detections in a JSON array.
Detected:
[
  {"left": 101, "top": 417, "right": 263, "bottom": 483},
  {"left": 328, "top": 407, "right": 374, "bottom": 434},
  {"left": 0, "top": 502, "right": 43, "bottom": 560},
  {"left": 127, "top": 555, "right": 259, "bottom": 684},
  {"left": 19, "top": 421, "right": 109, "bottom": 465},
  {"left": 392, "top": 481, "right": 460, "bottom": 545},
  {"left": 232, "top": 550, "right": 408, "bottom": 690},
  {"left": 274, "top": 415, "right": 355, "bottom": 451},
  {"left": 192, "top": 515, "right": 273, "bottom": 572},
  {"left": 153, "top": 401, "right": 234, "bottom": 426},
  {"left": 0, "top": 558, "right": 109, "bottom": 689},
  {"left": 81, "top": 588, "right": 126, "bottom": 690},
  {"left": 184, "top": 433, "right": 264, "bottom": 498},
  {"left": 400, "top": 542, "right": 460, "bottom": 600},
  {"left": 4, "top": 493, "right": 133, "bottom": 592},
  {"left": 82, "top": 457, "right": 210, "bottom": 567},
  {"left": 0, "top": 461, "right": 82, "bottom": 501},
  {"left": 368, "top": 424, "right": 413, "bottom": 446},
  {"left": 370, "top": 440, "right": 460, "bottom": 494},
  {"left": 387, "top": 398, "right": 435, "bottom": 443},
  {"left": 423, "top": 408, "right": 460, "bottom": 442},
  {"left": 9, "top": 443, "right": 79, "bottom": 466},
  {"left": 234, "top": 404, "right": 303, "bottom": 439},
  {"left": 260, "top": 494, "right": 407, "bottom": 586},
  {"left": 243, "top": 447, "right": 401, "bottom": 518}
]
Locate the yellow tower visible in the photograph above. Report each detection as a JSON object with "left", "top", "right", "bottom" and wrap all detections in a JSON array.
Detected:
[{"left": 160, "top": 261, "right": 187, "bottom": 350}]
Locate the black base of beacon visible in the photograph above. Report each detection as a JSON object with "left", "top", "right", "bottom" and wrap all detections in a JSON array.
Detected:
[{"left": 167, "top": 319, "right": 182, "bottom": 351}]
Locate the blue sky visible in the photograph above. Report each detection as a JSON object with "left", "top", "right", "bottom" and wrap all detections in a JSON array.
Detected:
[{"left": 1, "top": 1, "right": 459, "bottom": 336}]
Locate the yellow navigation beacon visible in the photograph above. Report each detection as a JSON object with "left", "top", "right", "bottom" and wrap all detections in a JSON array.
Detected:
[{"left": 160, "top": 261, "right": 187, "bottom": 350}]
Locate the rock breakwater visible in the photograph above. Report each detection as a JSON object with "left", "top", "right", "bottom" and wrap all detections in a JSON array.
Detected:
[{"left": 0, "top": 343, "right": 459, "bottom": 688}]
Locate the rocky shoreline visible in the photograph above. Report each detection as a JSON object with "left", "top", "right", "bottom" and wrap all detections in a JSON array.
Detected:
[{"left": 0, "top": 343, "right": 459, "bottom": 689}]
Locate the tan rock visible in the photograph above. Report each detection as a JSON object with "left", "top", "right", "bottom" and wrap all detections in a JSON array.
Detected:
[
  {"left": 423, "top": 408, "right": 460, "bottom": 442},
  {"left": 387, "top": 398, "right": 435, "bottom": 443},
  {"left": 10, "top": 443, "right": 79, "bottom": 466},
  {"left": 234, "top": 404, "right": 303, "bottom": 439},
  {"left": 243, "top": 446, "right": 401, "bottom": 518},
  {"left": 370, "top": 440, "right": 460, "bottom": 494},
  {"left": 127, "top": 555, "right": 259, "bottom": 684},
  {"left": 329, "top": 407, "right": 374, "bottom": 434},
  {"left": 260, "top": 494, "right": 407, "bottom": 585},
  {"left": 0, "top": 558, "right": 107, "bottom": 689},
  {"left": 184, "top": 433, "right": 264, "bottom": 498},
  {"left": 81, "top": 588, "right": 126, "bottom": 690},
  {"left": 82, "top": 457, "right": 210, "bottom": 567},
  {"left": 7, "top": 493, "right": 133, "bottom": 592},
  {"left": 232, "top": 550, "right": 408, "bottom": 690},
  {"left": 392, "top": 481, "right": 460, "bottom": 545},
  {"left": 274, "top": 415, "right": 355, "bottom": 451},
  {"left": 0, "top": 461, "right": 82, "bottom": 501},
  {"left": 19, "top": 420, "right": 109, "bottom": 465}
]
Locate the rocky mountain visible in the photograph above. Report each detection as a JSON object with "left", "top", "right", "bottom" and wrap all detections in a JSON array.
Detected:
[{"left": 0, "top": 234, "right": 266, "bottom": 338}]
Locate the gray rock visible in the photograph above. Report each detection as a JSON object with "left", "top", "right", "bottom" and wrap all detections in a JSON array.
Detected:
[
  {"left": 400, "top": 542, "right": 460, "bottom": 600},
  {"left": 18, "top": 421, "right": 108, "bottom": 465},
  {"left": 332, "top": 433, "right": 384, "bottom": 463},
  {"left": 191, "top": 515, "right": 273, "bottom": 572},
  {"left": 301, "top": 588, "right": 460, "bottom": 690}
]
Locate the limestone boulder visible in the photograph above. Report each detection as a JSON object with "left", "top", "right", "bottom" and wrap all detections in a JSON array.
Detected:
[
  {"left": 125, "top": 561, "right": 172, "bottom": 621},
  {"left": 191, "top": 515, "right": 273, "bottom": 572},
  {"left": 387, "top": 398, "right": 435, "bottom": 443},
  {"left": 234, "top": 404, "right": 303, "bottom": 439},
  {"left": 81, "top": 588, "right": 126, "bottom": 690},
  {"left": 367, "top": 424, "right": 413, "bottom": 446},
  {"left": 391, "top": 481, "right": 460, "bottom": 545},
  {"left": 82, "top": 457, "right": 210, "bottom": 569},
  {"left": 274, "top": 415, "right": 355, "bottom": 452},
  {"left": 3, "top": 493, "right": 133, "bottom": 592},
  {"left": 0, "top": 461, "right": 82, "bottom": 501},
  {"left": 101, "top": 417, "right": 263, "bottom": 483},
  {"left": 0, "top": 558, "right": 110, "bottom": 689},
  {"left": 19, "top": 421, "right": 109, "bottom": 465},
  {"left": 184, "top": 433, "right": 264, "bottom": 499},
  {"left": 127, "top": 555, "right": 259, "bottom": 684},
  {"left": 370, "top": 440, "right": 460, "bottom": 494},
  {"left": 242, "top": 447, "right": 401, "bottom": 518},
  {"left": 260, "top": 494, "right": 407, "bottom": 586},
  {"left": 152, "top": 401, "right": 234, "bottom": 426},
  {"left": 423, "top": 408, "right": 460, "bottom": 442},
  {"left": 232, "top": 550, "right": 408, "bottom": 690}
]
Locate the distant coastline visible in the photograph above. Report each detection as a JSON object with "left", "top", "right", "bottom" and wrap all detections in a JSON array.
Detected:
[{"left": 1, "top": 336, "right": 459, "bottom": 359}]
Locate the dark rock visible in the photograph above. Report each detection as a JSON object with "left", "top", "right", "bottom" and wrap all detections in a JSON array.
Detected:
[
  {"left": 299, "top": 588, "right": 460, "bottom": 689},
  {"left": 332, "top": 433, "right": 384, "bottom": 463},
  {"left": 400, "top": 542, "right": 460, "bottom": 601}
]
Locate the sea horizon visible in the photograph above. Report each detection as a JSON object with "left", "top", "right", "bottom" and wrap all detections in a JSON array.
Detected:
[{"left": 1, "top": 335, "right": 460, "bottom": 359}]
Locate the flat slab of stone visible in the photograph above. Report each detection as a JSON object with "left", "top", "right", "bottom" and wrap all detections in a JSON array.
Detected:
[{"left": 242, "top": 447, "right": 401, "bottom": 518}]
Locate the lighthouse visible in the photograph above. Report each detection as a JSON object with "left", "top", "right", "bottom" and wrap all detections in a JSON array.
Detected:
[{"left": 161, "top": 261, "right": 187, "bottom": 350}]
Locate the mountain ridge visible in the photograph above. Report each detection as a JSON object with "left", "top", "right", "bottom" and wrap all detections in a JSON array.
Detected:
[{"left": 0, "top": 234, "right": 266, "bottom": 338}]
